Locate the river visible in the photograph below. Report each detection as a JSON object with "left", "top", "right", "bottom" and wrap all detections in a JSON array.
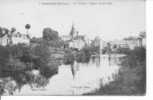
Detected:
[{"left": 7, "top": 54, "right": 123, "bottom": 96}]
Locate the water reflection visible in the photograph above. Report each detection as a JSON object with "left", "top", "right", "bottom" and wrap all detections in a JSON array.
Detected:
[
  {"left": 0, "top": 65, "right": 58, "bottom": 95},
  {"left": 70, "top": 61, "right": 79, "bottom": 79},
  {"left": 0, "top": 54, "right": 124, "bottom": 95},
  {"left": 91, "top": 56, "right": 101, "bottom": 67}
]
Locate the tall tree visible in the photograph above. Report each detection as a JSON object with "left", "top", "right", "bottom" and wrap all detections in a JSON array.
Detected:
[
  {"left": 10, "top": 27, "right": 16, "bottom": 33},
  {"left": 43, "top": 28, "right": 59, "bottom": 41},
  {"left": 25, "top": 24, "right": 31, "bottom": 34},
  {"left": 9, "top": 27, "right": 16, "bottom": 44}
]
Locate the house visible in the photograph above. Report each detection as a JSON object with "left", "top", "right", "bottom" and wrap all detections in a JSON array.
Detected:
[
  {"left": 124, "top": 37, "right": 142, "bottom": 49},
  {"left": 0, "top": 34, "right": 10, "bottom": 46},
  {"left": 61, "top": 35, "right": 71, "bottom": 41},
  {"left": 100, "top": 40, "right": 107, "bottom": 51},
  {"left": 91, "top": 37, "right": 101, "bottom": 47},
  {"left": 0, "top": 31, "right": 30, "bottom": 46},
  {"left": 84, "top": 37, "right": 92, "bottom": 46},
  {"left": 69, "top": 35, "right": 86, "bottom": 50},
  {"left": 110, "top": 37, "right": 143, "bottom": 50},
  {"left": 11, "top": 32, "right": 30, "bottom": 45}
]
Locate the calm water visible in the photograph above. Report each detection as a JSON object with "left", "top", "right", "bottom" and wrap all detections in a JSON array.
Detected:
[
  {"left": 14, "top": 54, "right": 123, "bottom": 95},
  {"left": 1, "top": 54, "right": 124, "bottom": 96}
]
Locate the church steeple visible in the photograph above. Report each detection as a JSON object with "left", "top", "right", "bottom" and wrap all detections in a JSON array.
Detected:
[{"left": 69, "top": 23, "right": 76, "bottom": 39}]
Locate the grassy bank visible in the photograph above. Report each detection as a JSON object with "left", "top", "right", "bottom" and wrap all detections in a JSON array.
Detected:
[{"left": 85, "top": 47, "right": 146, "bottom": 95}]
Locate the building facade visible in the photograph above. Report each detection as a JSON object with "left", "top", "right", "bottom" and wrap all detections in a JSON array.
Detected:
[
  {"left": 11, "top": 32, "right": 30, "bottom": 45},
  {"left": 110, "top": 37, "right": 143, "bottom": 50},
  {"left": 0, "top": 31, "right": 30, "bottom": 46},
  {"left": 69, "top": 36, "right": 86, "bottom": 50},
  {"left": 61, "top": 24, "right": 86, "bottom": 50},
  {"left": 0, "top": 34, "right": 10, "bottom": 46}
]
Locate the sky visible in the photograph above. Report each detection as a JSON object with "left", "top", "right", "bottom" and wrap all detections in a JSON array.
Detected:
[{"left": 0, "top": 0, "right": 145, "bottom": 41}]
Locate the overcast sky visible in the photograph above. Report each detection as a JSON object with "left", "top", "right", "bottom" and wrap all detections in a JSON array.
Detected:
[{"left": 0, "top": 0, "right": 145, "bottom": 41}]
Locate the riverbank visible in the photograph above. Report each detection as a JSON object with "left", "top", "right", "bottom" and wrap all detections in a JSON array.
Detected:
[
  {"left": 0, "top": 43, "right": 94, "bottom": 95},
  {"left": 84, "top": 47, "right": 146, "bottom": 95}
]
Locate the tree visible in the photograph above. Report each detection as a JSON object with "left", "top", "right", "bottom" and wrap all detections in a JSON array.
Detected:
[
  {"left": 33, "top": 43, "right": 51, "bottom": 65},
  {"left": 0, "top": 27, "right": 9, "bottom": 36},
  {"left": 0, "top": 46, "right": 10, "bottom": 67},
  {"left": 0, "top": 27, "right": 3, "bottom": 36},
  {"left": 25, "top": 24, "right": 31, "bottom": 34},
  {"left": 10, "top": 27, "right": 16, "bottom": 33},
  {"left": 8, "top": 27, "right": 16, "bottom": 44},
  {"left": 42, "top": 28, "right": 59, "bottom": 41},
  {"left": 4, "top": 28, "right": 9, "bottom": 35}
]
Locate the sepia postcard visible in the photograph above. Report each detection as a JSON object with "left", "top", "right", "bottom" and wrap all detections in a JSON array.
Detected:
[{"left": 0, "top": 0, "right": 146, "bottom": 96}]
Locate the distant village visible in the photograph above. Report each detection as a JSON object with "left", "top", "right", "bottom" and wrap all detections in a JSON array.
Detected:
[{"left": 0, "top": 24, "right": 146, "bottom": 53}]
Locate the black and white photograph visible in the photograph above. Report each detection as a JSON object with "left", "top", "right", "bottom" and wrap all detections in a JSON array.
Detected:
[{"left": 0, "top": 0, "right": 146, "bottom": 96}]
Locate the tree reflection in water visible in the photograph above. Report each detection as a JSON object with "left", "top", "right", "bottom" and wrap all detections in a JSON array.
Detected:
[
  {"left": 70, "top": 56, "right": 101, "bottom": 80},
  {"left": 91, "top": 56, "right": 100, "bottom": 67},
  {"left": 70, "top": 61, "right": 80, "bottom": 79},
  {"left": 0, "top": 64, "right": 59, "bottom": 95}
]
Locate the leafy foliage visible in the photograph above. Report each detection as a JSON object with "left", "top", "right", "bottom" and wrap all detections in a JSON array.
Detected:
[
  {"left": 25, "top": 24, "right": 31, "bottom": 30},
  {"left": 43, "top": 28, "right": 59, "bottom": 41},
  {"left": 76, "top": 46, "right": 91, "bottom": 63}
]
